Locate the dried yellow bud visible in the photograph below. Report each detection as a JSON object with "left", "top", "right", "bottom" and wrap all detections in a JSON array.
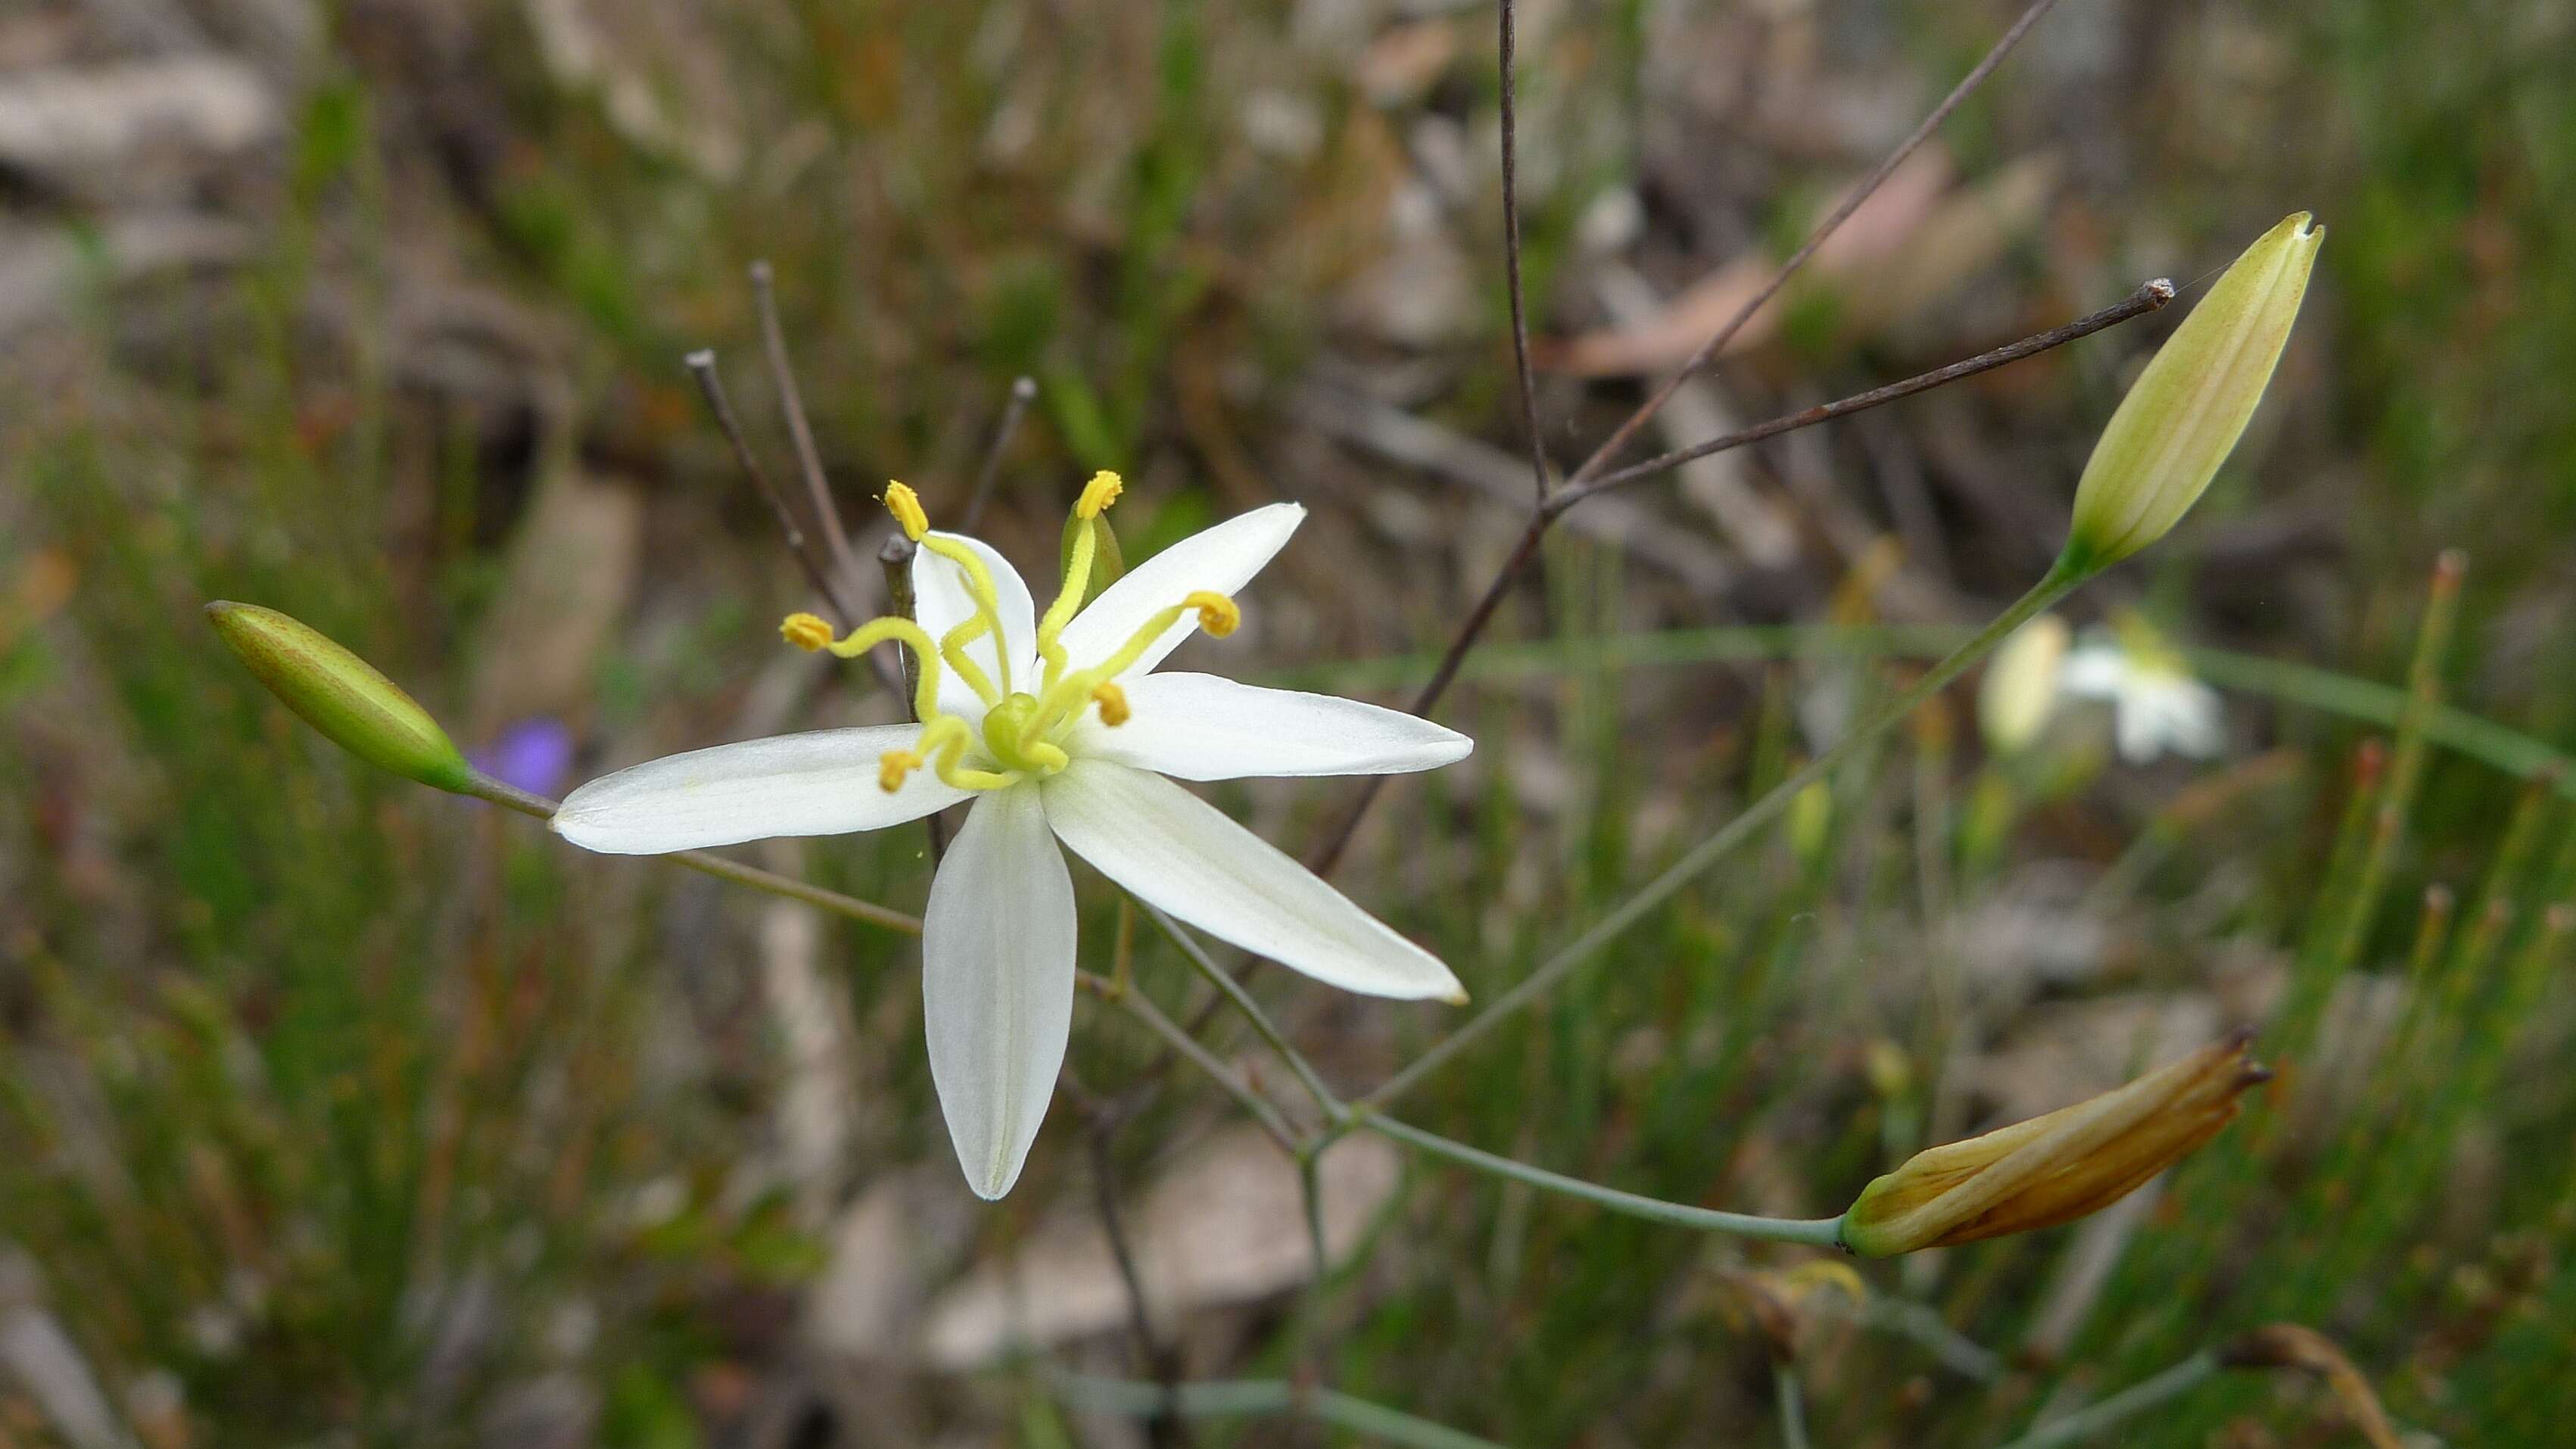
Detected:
[
  {"left": 1839, "top": 1030, "right": 2269, "bottom": 1256},
  {"left": 2063, "top": 213, "right": 2323, "bottom": 573},
  {"left": 206, "top": 602, "right": 472, "bottom": 793}
]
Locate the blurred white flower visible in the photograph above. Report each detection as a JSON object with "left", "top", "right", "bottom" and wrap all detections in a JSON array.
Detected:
[
  {"left": 2059, "top": 619, "right": 2224, "bottom": 765},
  {"left": 553, "top": 478, "right": 1469, "bottom": 1199}
]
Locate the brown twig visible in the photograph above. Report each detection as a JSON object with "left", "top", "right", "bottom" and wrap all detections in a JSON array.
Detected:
[
  {"left": 1088, "top": 1118, "right": 1193, "bottom": 1449},
  {"left": 1496, "top": 0, "right": 1549, "bottom": 504},
  {"left": 1303, "top": 0, "right": 2080, "bottom": 877},
  {"left": 749, "top": 260, "right": 866, "bottom": 596},
  {"left": 1301, "top": 282, "right": 2169, "bottom": 874},
  {"left": 1556, "top": 279, "right": 2176, "bottom": 506},
  {"left": 685, "top": 349, "right": 857, "bottom": 625},
  {"left": 1562, "top": 0, "right": 2068, "bottom": 494},
  {"left": 964, "top": 375, "right": 1040, "bottom": 534}
]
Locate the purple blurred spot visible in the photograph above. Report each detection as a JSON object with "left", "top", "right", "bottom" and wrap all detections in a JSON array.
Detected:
[{"left": 474, "top": 718, "right": 575, "bottom": 799}]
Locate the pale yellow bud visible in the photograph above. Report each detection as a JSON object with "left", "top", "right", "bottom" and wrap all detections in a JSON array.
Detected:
[
  {"left": 1788, "top": 779, "right": 1833, "bottom": 863},
  {"left": 1978, "top": 614, "right": 2070, "bottom": 753},
  {"left": 2063, "top": 213, "right": 2323, "bottom": 572},
  {"left": 1839, "top": 1030, "right": 2269, "bottom": 1256}
]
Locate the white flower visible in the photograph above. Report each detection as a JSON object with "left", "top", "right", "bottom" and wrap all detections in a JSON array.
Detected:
[
  {"left": 2057, "top": 619, "right": 2223, "bottom": 765},
  {"left": 552, "top": 475, "right": 1470, "bottom": 1199}
]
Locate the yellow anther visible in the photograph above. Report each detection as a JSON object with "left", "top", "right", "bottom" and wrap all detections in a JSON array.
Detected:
[
  {"left": 1185, "top": 591, "right": 1239, "bottom": 637},
  {"left": 1091, "top": 681, "right": 1129, "bottom": 727},
  {"left": 878, "top": 750, "right": 922, "bottom": 793},
  {"left": 883, "top": 481, "right": 929, "bottom": 541},
  {"left": 780, "top": 612, "right": 836, "bottom": 652},
  {"left": 1076, "top": 470, "right": 1125, "bottom": 519}
]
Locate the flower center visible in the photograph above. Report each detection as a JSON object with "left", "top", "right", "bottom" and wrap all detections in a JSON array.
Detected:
[{"left": 776, "top": 476, "right": 1242, "bottom": 796}]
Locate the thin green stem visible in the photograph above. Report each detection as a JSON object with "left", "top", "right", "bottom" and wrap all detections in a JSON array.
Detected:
[
  {"left": 1074, "top": 972, "right": 1299, "bottom": 1151},
  {"left": 456, "top": 772, "right": 923, "bottom": 935},
  {"left": 1357, "top": 1109, "right": 1846, "bottom": 1245},
  {"left": 1989, "top": 1352, "right": 2219, "bottom": 1449},
  {"left": 1045, "top": 1368, "right": 1509, "bottom": 1449},
  {"left": 1773, "top": 1363, "right": 1811, "bottom": 1449},
  {"left": 1366, "top": 563, "right": 2088, "bottom": 1110},
  {"left": 1138, "top": 903, "right": 1344, "bottom": 1120},
  {"left": 1266, "top": 629, "right": 2576, "bottom": 803}
]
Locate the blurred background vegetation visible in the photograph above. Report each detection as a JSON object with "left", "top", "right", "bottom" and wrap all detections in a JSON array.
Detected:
[{"left": 2, "top": 0, "right": 2573, "bottom": 1444}]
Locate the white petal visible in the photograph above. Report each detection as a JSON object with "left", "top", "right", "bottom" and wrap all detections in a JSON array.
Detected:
[
  {"left": 1056, "top": 503, "right": 1304, "bottom": 681},
  {"left": 553, "top": 727, "right": 970, "bottom": 854},
  {"left": 912, "top": 531, "right": 1039, "bottom": 719},
  {"left": 2139, "top": 680, "right": 2224, "bottom": 760},
  {"left": 2112, "top": 699, "right": 2163, "bottom": 765},
  {"left": 1068, "top": 672, "right": 1471, "bottom": 781},
  {"left": 1041, "top": 759, "right": 1464, "bottom": 1002},
  {"left": 2057, "top": 645, "right": 2129, "bottom": 701},
  {"left": 924, "top": 784, "right": 1076, "bottom": 1200},
  {"left": 2165, "top": 681, "right": 2225, "bottom": 758}
]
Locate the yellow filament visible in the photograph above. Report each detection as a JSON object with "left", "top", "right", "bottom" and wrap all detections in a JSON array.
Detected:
[
  {"left": 1039, "top": 474, "right": 1131, "bottom": 688},
  {"left": 937, "top": 615, "right": 1001, "bottom": 707},
  {"left": 808, "top": 615, "right": 945, "bottom": 725},
  {"left": 883, "top": 481, "right": 929, "bottom": 541},
  {"left": 917, "top": 533, "right": 1013, "bottom": 697},
  {"left": 1091, "top": 681, "right": 1129, "bottom": 727},
  {"left": 1038, "top": 528, "right": 1098, "bottom": 687},
  {"left": 780, "top": 612, "right": 836, "bottom": 652}
]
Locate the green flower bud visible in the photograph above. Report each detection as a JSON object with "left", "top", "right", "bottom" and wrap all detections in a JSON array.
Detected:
[
  {"left": 2062, "top": 213, "right": 2323, "bottom": 574},
  {"left": 205, "top": 601, "right": 472, "bottom": 792}
]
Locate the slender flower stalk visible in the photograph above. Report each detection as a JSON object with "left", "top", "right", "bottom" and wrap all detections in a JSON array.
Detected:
[
  {"left": 203, "top": 600, "right": 923, "bottom": 934},
  {"left": 553, "top": 478, "right": 1473, "bottom": 1198},
  {"left": 1368, "top": 559, "right": 2089, "bottom": 1111},
  {"left": 1357, "top": 1110, "right": 1846, "bottom": 1245}
]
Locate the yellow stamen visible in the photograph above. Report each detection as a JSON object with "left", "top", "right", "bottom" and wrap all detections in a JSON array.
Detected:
[
  {"left": 780, "top": 612, "right": 836, "bottom": 652},
  {"left": 1185, "top": 591, "right": 1238, "bottom": 637},
  {"left": 1092, "top": 681, "right": 1129, "bottom": 727},
  {"left": 805, "top": 614, "right": 945, "bottom": 726},
  {"left": 1076, "top": 470, "right": 1125, "bottom": 519},
  {"left": 1026, "top": 591, "right": 1248, "bottom": 739},
  {"left": 883, "top": 481, "right": 929, "bottom": 541}
]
